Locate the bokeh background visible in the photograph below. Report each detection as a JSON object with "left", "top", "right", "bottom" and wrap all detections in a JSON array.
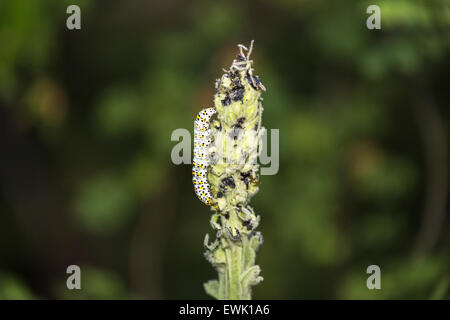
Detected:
[{"left": 0, "top": 0, "right": 449, "bottom": 299}]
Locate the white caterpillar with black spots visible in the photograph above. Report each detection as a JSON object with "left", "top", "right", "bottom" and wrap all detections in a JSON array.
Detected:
[{"left": 192, "top": 107, "right": 216, "bottom": 205}]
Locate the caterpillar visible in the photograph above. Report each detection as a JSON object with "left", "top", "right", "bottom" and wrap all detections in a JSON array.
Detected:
[{"left": 192, "top": 107, "right": 216, "bottom": 205}]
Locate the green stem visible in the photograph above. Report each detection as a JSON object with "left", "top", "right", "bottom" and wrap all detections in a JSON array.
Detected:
[
  {"left": 204, "top": 210, "right": 263, "bottom": 300},
  {"left": 225, "top": 246, "right": 240, "bottom": 299},
  {"left": 203, "top": 41, "right": 265, "bottom": 300}
]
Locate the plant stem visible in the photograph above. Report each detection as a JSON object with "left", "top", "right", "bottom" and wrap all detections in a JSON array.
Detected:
[
  {"left": 203, "top": 41, "right": 265, "bottom": 300},
  {"left": 204, "top": 209, "right": 263, "bottom": 300}
]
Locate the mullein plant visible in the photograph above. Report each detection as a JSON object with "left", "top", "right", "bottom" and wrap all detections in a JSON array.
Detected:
[{"left": 192, "top": 41, "right": 266, "bottom": 300}]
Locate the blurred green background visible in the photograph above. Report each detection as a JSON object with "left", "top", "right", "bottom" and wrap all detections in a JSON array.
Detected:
[{"left": 0, "top": 0, "right": 449, "bottom": 299}]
